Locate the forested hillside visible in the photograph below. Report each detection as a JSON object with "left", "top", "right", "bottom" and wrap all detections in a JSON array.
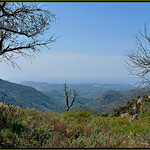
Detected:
[
  {"left": 0, "top": 80, "right": 150, "bottom": 148},
  {"left": 21, "top": 81, "right": 139, "bottom": 113},
  {"left": 0, "top": 79, "right": 64, "bottom": 113},
  {"left": 1, "top": 79, "right": 150, "bottom": 115},
  {"left": 112, "top": 95, "right": 150, "bottom": 119},
  {"left": 88, "top": 88, "right": 150, "bottom": 114}
]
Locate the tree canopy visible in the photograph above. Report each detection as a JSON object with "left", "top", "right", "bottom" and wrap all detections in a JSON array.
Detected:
[
  {"left": 0, "top": 2, "right": 56, "bottom": 67},
  {"left": 126, "top": 25, "right": 150, "bottom": 87}
]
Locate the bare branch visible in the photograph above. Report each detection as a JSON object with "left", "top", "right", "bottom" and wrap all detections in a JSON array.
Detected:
[
  {"left": 126, "top": 25, "right": 150, "bottom": 86},
  {"left": 0, "top": 2, "right": 57, "bottom": 68},
  {"left": 64, "top": 83, "right": 83, "bottom": 111}
]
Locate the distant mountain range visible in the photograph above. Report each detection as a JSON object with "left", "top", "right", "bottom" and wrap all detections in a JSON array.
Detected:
[
  {"left": 20, "top": 81, "right": 136, "bottom": 94},
  {"left": 0, "top": 79, "right": 149, "bottom": 114},
  {"left": 20, "top": 80, "right": 144, "bottom": 113}
]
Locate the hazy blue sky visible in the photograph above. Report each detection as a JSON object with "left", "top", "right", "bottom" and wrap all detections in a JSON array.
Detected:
[{"left": 1, "top": 2, "right": 150, "bottom": 83}]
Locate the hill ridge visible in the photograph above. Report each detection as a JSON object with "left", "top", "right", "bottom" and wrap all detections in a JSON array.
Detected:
[{"left": 0, "top": 79, "right": 64, "bottom": 112}]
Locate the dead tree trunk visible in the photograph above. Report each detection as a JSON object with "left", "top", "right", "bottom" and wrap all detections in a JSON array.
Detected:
[
  {"left": 130, "top": 114, "right": 138, "bottom": 123},
  {"left": 64, "top": 83, "right": 82, "bottom": 111}
]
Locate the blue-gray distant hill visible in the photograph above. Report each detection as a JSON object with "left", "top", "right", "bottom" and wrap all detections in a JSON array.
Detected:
[
  {"left": 0, "top": 79, "right": 64, "bottom": 112},
  {"left": 20, "top": 81, "right": 139, "bottom": 113},
  {"left": 20, "top": 81, "right": 136, "bottom": 99}
]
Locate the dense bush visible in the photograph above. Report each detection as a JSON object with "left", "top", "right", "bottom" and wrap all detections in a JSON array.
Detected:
[
  {"left": 112, "top": 95, "right": 150, "bottom": 118},
  {"left": 101, "top": 113, "right": 109, "bottom": 117},
  {"left": 0, "top": 102, "right": 150, "bottom": 148}
]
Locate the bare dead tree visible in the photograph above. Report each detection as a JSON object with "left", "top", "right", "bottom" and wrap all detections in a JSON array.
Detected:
[
  {"left": 0, "top": 2, "right": 57, "bottom": 68},
  {"left": 64, "top": 83, "right": 83, "bottom": 111},
  {"left": 125, "top": 24, "right": 150, "bottom": 88}
]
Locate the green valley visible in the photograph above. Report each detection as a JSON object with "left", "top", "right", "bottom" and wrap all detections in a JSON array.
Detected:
[{"left": 0, "top": 79, "right": 64, "bottom": 113}]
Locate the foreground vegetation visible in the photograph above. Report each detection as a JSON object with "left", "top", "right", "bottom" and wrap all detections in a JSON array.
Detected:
[{"left": 0, "top": 95, "right": 150, "bottom": 148}]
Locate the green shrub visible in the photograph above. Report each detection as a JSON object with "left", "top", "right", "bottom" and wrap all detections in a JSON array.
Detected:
[
  {"left": 0, "top": 107, "right": 12, "bottom": 129},
  {"left": 11, "top": 122, "right": 25, "bottom": 135},
  {"left": 101, "top": 113, "right": 109, "bottom": 117},
  {"left": 0, "top": 103, "right": 150, "bottom": 148},
  {"left": 143, "top": 95, "right": 148, "bottom": 99}
]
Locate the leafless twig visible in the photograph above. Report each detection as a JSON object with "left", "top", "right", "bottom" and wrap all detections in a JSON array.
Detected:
[{"left": 0, "top": 2, "right": 57, "bottom": 68}]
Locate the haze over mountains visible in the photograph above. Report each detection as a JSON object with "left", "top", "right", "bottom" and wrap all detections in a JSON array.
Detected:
[
  {"left": 17, "top": 77, "right": 137, "bottom": 84},
  {"left": 0, "top": 79, "right": 149, "bottom": 114},
  {"left": 20, "top": 80, "right": 136, "bottom": 93},
  {"left": 19, "top": 80, "right": 142, "bottom": 113}
]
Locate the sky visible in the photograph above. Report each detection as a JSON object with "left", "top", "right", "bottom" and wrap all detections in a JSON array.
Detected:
[{"left": 1, "top": 2, "right": 150, "bottom": 84}]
